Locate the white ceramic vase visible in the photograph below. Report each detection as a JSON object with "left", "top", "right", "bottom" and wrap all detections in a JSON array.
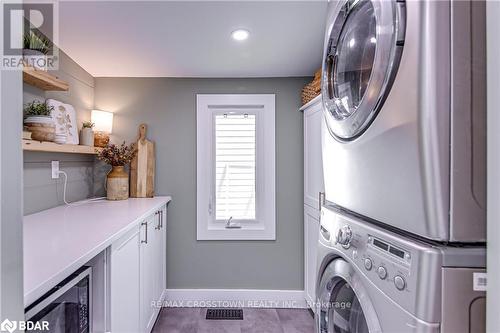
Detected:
[{"left": 80, "top": 128, "right": 95, "bottom": 146}]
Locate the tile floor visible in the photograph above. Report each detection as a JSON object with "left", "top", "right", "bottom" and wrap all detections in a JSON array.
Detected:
[{"left": 152, "top": 307, "right": 315, "bottom": 333}]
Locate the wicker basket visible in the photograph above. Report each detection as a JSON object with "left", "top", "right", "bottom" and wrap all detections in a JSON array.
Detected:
[
  {"left": 314, "top": 69, "right": 322, "bottom": 81},
  {"left": 301, "top": 69, "right": 322, "bottom": 105}
]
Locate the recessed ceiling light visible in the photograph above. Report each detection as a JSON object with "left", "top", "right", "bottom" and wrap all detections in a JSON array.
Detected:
[{"left": 231, "top": 29, "right": 250, "bottom": 41}]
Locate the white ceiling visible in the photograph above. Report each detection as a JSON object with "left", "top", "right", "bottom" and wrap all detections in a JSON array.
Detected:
[{"left": 58, "top": 1, "right": 328, "bottom": 77}]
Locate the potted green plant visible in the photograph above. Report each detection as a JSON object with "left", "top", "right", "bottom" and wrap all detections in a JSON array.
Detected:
[
  {"left": 97, "top": 142, "right": 136, "bottom": 200},
  {"left": 80, "top": 121, "right": 95, "bottom": 147},
  {"left": 23, "top": 30, "right": 52, "bottom": 71},
  {"left": 24, "top": 100, "right": 55, "bottom": 142}
]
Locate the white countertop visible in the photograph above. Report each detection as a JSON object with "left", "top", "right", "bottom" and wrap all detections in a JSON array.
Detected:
[{"left": 23, "top": 196, "right": 171, "bottom": 306}]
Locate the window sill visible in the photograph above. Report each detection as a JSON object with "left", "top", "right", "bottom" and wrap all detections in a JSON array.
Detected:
[{"left": 197, "top": 223, "right": 276, "bottom": 241}]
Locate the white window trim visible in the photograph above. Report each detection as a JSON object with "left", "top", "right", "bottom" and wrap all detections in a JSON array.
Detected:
[{"left": 197, "top": 94, "right": 276, "bottom": 240}]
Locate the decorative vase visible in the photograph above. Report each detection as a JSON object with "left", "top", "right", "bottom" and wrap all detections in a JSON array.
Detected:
[
  {"left": 106, "top": 166, "right": 129, "bottom": 200},
  {"left": 80, "top": 128, "right": 95, "bottom": 146},
  {"left": 24, "top": 116, "right": 55, "bottom": 142}
]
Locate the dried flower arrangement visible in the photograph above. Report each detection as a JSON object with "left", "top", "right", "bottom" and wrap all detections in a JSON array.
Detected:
[{"left": 97, "top": 142, "right": 136, "bottom": 166}]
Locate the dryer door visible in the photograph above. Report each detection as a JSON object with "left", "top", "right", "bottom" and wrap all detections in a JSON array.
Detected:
[
  {"left": 316, "top": 258, "right": 381, "bottom": 333},
  {"left": 322, "top": 0, "right": 406, "bottom": 140}
]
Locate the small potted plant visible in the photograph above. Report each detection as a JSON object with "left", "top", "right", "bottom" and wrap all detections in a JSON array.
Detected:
[
  {"left": 23, "top": 30, "right": 52, "bottom": 71},
  {"left": 24, "top": 100, "right": 55, "bottom": 142},
  {"left": 80, "top": 121, "right": 95, "bottom": 147},
  {"left": 97, "top": 142, "right": 136, "bottom": 200}
]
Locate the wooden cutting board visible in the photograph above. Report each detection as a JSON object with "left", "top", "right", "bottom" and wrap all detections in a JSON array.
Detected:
[{"left": 130, "top": 124, "right": 155, "bottom": 198}]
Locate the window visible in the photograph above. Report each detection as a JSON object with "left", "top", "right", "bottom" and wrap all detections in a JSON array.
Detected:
[{"left": 197, "top": 94, "right": 276, "bottom": 240}]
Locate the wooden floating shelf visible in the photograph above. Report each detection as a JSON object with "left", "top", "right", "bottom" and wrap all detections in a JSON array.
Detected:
[
  {"left": 23, "top": 67, "right": 69, "bottom": 91},
  {"left": 22, "top": 140, "right": 102, "bottom": 155}
]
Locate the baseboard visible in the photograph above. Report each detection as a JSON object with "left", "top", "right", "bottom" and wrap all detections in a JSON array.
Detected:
[
  {"left": 162, "top": 289, "right": 307, "bottom": 309},
  {"left": 159, "top": 288, "right": 168, "bottom": 303}
]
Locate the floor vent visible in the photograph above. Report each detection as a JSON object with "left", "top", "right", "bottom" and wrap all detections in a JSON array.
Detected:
[{"left": 206, "top": 308, "right": 244, "bottom": 320}]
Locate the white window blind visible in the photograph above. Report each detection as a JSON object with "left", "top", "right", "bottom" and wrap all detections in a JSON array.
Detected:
[{"left": 215, "top": 113, "right": 256, "bottom": 220}]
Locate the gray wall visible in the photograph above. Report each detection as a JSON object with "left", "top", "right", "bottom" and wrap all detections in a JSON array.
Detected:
[
  {"left": 23, "top": 51, "right": 96, "bottom": 215},
  {"left": 487, "top": 2, "right": 500, "bottom": 331},
  {"left": 94, "top": 77, "right": 308, "bottom": 290}
]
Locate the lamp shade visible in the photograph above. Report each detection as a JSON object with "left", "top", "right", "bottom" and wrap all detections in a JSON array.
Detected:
[{"left": 91, "top": 110, "right": 113, "bottom": 133}]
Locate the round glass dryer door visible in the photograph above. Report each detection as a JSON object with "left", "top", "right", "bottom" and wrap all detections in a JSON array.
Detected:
[
  {"left": 322, "top": 0, "right": 406, "bottom": 140},
  {"left": 317, "top": 259, "right": 381, "bottom": 333}
]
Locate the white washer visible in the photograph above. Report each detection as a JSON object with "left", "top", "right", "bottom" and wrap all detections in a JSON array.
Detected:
[
  {"left": 316, "top": 206, "right": 486, "bottom": 333},
  {"left": 321, "top": 0, "right": 486, "bottom": 242}
]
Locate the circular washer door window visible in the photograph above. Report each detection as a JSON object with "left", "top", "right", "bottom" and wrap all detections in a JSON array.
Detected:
[{"left": 317, "top": 259, "right": 381, "bottom": 333}]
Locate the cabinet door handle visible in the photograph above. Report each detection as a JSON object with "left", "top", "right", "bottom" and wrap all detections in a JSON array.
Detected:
[
  {"left": 318, "top": 192, "right": 325, "bottom": 211},
  {"left": 141, "top": 221, "right": 148, "bottom": 244},
  {"left": 159, "top": 210, "right": 162, "bottom": 229}
]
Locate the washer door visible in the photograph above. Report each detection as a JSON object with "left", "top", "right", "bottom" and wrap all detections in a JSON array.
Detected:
[
  {"left": 317, "top": 259, "right": 381, "bottom": 333},
  {"left": 322, "top": 0, "right": 406, "bottom": 140}
]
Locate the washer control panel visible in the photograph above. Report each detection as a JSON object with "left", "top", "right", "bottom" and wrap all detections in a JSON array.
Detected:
[
  {"left": 362, "top": 236, "right": 412, "bottom": 292},
  {"left": 329, "top": 223, "right": 413, "bottom": 294},
  {"left": 370, "top": 236, "right": 411, "bottom": 263},
  {"left": 321, "top": 206, "right": 447, "bottom": 321},
  {"left": 320, "top": 211, "right": 418, "bottom": 298}
]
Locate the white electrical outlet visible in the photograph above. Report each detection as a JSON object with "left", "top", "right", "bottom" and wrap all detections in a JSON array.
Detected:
[{"left": 51, "top": 161, "right": 60, "bottom": 179}]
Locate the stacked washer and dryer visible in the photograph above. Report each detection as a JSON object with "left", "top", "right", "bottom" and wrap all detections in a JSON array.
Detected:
[{"left": 316, "top": 0, "right": 487, "bottom": 332}]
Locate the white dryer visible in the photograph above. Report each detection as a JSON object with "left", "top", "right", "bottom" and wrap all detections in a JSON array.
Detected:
[
  {"left": 321, "top": 0, "right": 486, "bottom": 242},
  {"left": 316, "top": 206, "right": 486, "bottom": 333}
]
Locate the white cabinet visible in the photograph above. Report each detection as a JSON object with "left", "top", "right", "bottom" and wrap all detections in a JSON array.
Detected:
[
  {"left": 304, "top": 204, "right": 320, "bottom": 308},
  {"left": 140, "top": 214, "right": 158, "bottom": 332},
  {"left": 141, "top": 208, "right": 167, "bottom": 332},
  {"left": 110, "top": 226, "right": 141, "bottom": 333},
  {"left": 110, "top": 204, "right": 167, "bottom": 333},
  {"left": 303, "top": 96, "right": 325, "bottom": 210},
  {"left": 301, "top": 96, "right": 324, "bottom": 312},
  {"left": 160, "top": 205, "right": 167, "bottom": 298}
]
